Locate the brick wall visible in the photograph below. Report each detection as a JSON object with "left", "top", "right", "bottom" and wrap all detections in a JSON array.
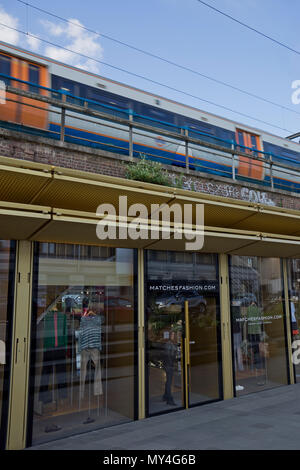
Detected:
[{"left": 0, "top": 128, "right": 299, "bottom": 211}]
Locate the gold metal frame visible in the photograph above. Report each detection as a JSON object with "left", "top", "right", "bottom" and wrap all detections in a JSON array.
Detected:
[
  {"left": 184, "top": 300, "right": 190, "bottom": 409},
  {"left": 6, "top": 241, "right": 33, "bottom": 450},
  {"left": 138, "top": 248, "right": 145, "bottom": 419},
  {"left": 219, "top": 254, "right": 234, "bottom": 400}
]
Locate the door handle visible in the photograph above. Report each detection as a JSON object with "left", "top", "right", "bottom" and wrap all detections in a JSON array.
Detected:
[
  {"left": 15, "top": 338, "right": 19, "bottom": 364},
  {"left": 23, "top": 337, "right": 27, "bottom": 363},
  {"left": 189, "top": 341, "right": 195, "bottom": 344}
]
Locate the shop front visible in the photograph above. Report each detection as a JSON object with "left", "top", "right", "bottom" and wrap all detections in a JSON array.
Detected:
[
  {"left": 1, "top": 156, "right": 300, "bottom": 449},
  {"left": 1, "top": 242, "right": 300, "bottom": 449}
]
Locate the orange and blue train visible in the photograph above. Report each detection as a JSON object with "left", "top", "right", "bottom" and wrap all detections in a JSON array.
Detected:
[{"left": 0, "top": 41, "right": 299, "bottom": 193}]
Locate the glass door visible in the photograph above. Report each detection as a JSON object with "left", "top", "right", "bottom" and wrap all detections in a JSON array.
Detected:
[
  {"left": 145, "top": 251, "right": 222, "bottom": 415},
  {"left": 185, "top": 293, "right": 222, "bottom": 407}
]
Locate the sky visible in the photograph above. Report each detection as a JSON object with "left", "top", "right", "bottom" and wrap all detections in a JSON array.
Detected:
[{"left": 0, "top": 0, "right": 300, "bottom": 138}]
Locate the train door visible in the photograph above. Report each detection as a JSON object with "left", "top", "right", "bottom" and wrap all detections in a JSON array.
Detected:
[
  {"left": 19, "top": 60, "right": 48, "bottom": 129},
  {"left": 0, "top": 52, "right": 48, "bottom": 129},
  {"left": 0, "top": 53, "right": 19, "bottom": 123},
  {"left": 236, "top": 129, "right": 264, "bottom": 180}
]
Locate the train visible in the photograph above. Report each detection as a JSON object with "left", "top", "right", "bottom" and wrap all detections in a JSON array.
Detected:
[{"left": 0, "top": 40, "right": 299, "bottom": 192}]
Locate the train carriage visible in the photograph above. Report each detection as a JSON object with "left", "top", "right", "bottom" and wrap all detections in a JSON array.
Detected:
[{"left": 0, "top": 41, "right": 299, "bottom": 192}]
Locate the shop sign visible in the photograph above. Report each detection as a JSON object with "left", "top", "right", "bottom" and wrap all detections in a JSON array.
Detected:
[{"left": 147, "top": 280, "right": 219, "bottom": 294}]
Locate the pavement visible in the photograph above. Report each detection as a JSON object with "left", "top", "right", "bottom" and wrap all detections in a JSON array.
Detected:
[{"left": 30, "top": 383, "right": 300, "bottom": 450}]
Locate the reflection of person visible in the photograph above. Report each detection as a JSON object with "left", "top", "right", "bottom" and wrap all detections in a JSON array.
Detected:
[
  {"left": 162, "top": 331, "right": 177, "bottom": 406},
  {"left": 39, "top": 305, "right": 68, "bottom": 404},
  {"left": 232, "top": 305, "right": 244, "bottom": 372},
  {"left": 246, "top": 301, "right": 264, "bottom": 370},
  {"left": 65, "top": 296, "right": 73, "bottom": 313},
  {"left": 78, "top": 309, "right": 103, "bottom": 400},
  {"left": 291, "top": 301, "right": 299, "bottom": 336}
]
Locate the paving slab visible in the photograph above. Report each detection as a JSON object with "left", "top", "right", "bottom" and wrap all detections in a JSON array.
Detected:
[{"left": 30, "top": 383, "right": 300, "bottom": 450}]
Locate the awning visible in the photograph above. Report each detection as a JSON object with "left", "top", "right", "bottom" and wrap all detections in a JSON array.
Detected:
[
  {"left": 0, "top": 155, "right": 300, "bottom": 257},
  {"left": 0, "top": 201, "right": 51, "bottom": 239}
]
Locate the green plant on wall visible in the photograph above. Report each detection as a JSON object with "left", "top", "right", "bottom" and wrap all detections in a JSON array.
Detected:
[
  {"left": 125, "top": 154, "right": 170, "bottom": 186},
  {"left": 125, "top": 154, "right": 200, "bottom": 193}
]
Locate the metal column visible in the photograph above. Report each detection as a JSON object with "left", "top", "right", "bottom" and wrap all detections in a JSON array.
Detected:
[
  {"left": 138, "top": 248, "right": 145, "bottom": 419},
  {"left": 219, "top": 254, "right": 234, "bottom": 400},
  {"left": 6, "top": 241, "right": 33, "bottom": 450}
]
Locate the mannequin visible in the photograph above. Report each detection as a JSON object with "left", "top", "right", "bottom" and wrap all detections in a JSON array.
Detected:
[
  {"left": 78, "top": 309, "right": 103, "bottom": 401},
  {"left": 39, "top": 305, "right": 68, "bottom": 406}
]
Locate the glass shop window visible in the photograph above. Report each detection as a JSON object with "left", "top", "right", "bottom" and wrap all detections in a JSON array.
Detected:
[
  {"left": 230, "top": 256, "right": 288, "bottom": 396},
  {"left": 29, "top": 243, "right": 136, "bottom": 446}
]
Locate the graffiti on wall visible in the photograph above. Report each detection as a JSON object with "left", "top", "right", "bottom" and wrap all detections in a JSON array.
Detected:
[{"left": 169, "top": 174, "right": 276, "bottom": 206}]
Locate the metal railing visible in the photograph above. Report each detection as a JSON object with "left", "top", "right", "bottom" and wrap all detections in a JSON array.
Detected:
[{"left": 0, "top": 73, "right": 299, "bottom": 193}]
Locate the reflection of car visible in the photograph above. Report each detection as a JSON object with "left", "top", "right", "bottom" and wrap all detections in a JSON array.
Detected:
[
  {"left": 156, "top": 293, "right": 207, "bottom": 314},
  {"left": 232, "top": 293, "right": 257, "bottom": 307},
  {"left": 62, "top": 294, "right": 83, "bottom": 306}
]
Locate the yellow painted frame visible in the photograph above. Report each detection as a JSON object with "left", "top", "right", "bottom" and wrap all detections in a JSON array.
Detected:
[
  {"left": 6, "top": 241, "right": 33, "bottom": 450},
  {"left": 219, "top": 254, "right": 234, "bottom": 400}
]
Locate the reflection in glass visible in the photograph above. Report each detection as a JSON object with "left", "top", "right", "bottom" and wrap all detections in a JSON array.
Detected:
[
  {"left": 287, "top": 259, "right": 300, "bottom": 381},
  {"left": 0, "top": 240, "right": 15, "bottom": 448},
  {"left": 30, "top": 243, "right": 136, "bottom": 445},
  {"left": 230, "top": 256, "right": 288, "bottom": 396},
  {"left": 146, "top": 251, "right": 222, "bottom": 415}
]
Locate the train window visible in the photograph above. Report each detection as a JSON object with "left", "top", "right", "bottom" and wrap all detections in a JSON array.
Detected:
[
  {"left": 215, "top": 128, "right": 235, "bottom": 148},
  {"left": 184, "top": 119, "right": 215, "bottom": 135},
  {"left": 184, "top": 119, "right": 218, "bottom": 146},
  {"left": 0, "top": 54, "right": 11, "bottom": 86},
  {"left": 138, "top": 103, "right": 174, "bottom": 124},
  {"left": 263, "top": 141, "right": 300, "bottom": 166},
  {"left": 86, "top": 87, "right": 129, "bottom": 109},
  {"left": 250, "top": 135, "right": 258, "bottom": 150},
  {"left": 237, "top": 131, "right": 244, "bottom": 146},
  {"left": 28, "top": 64, "right": 40, "bottom": 94},
  {"left": 51, "top": 75, "right": 79, "bottom": 96}
]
